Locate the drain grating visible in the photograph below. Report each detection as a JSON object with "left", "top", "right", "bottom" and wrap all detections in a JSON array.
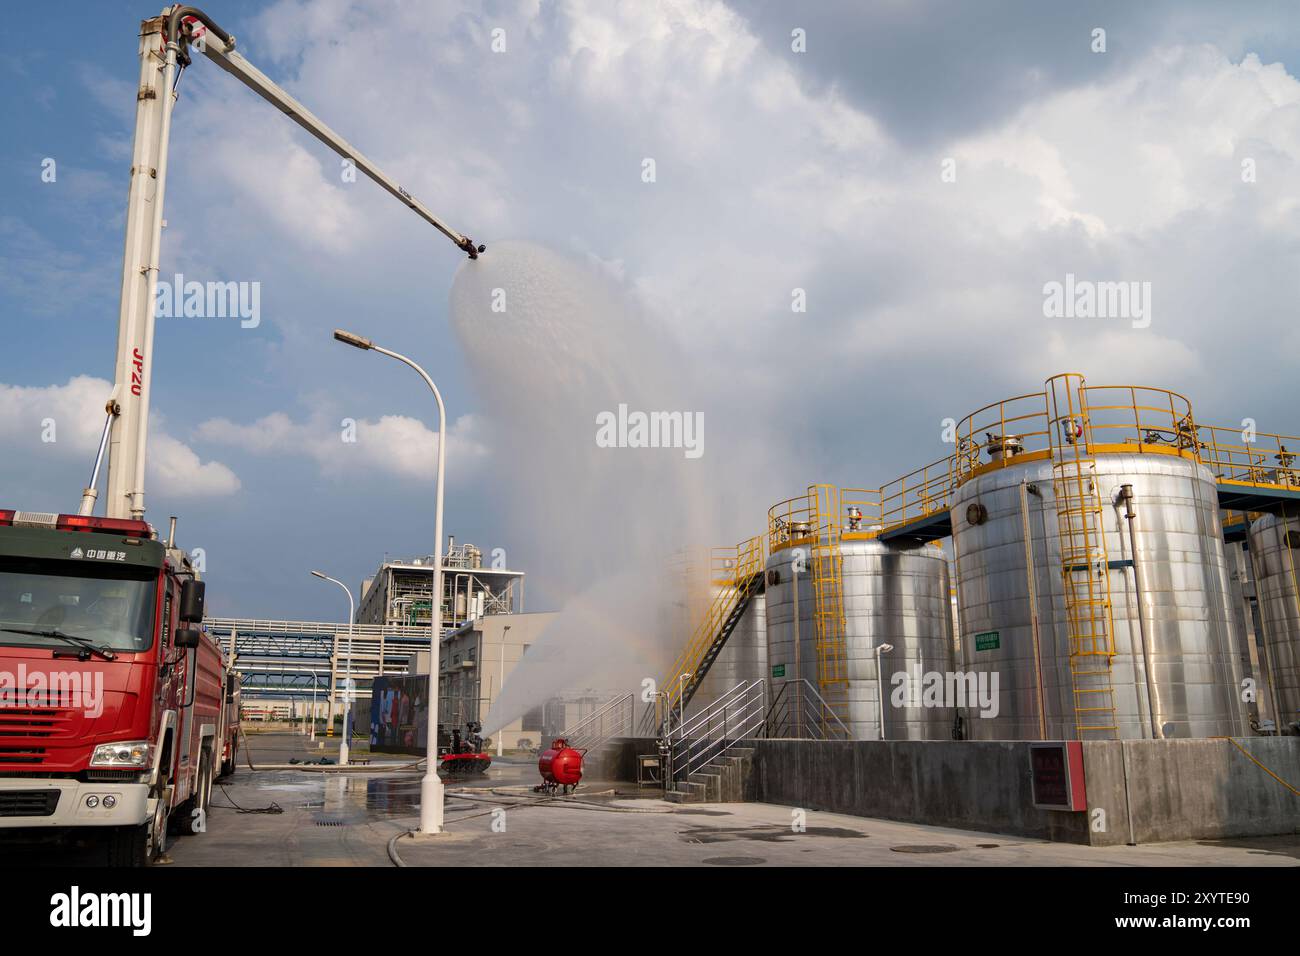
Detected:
[
  {"left": 703, "top": 856, "right": 765, "bottom": 866},
  {"left": 314, "top": 817, "right": 348, "bottom": 827},
  {"left": 890, "top": 844, "right": 960, "bottom": 854}
]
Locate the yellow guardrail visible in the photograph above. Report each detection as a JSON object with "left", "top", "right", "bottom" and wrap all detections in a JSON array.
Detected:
[
  {"left": 1198, "top": 424, "right": 1300, "bottom": 490},
  {"left": 761, "top": 377, "right": 1300, "bottom": 547},
  {"left": 662, "top": 534, "right": 766, "bottom": 714},
  {"left": 879, "top": 456, "right": 956, "bottom": 531}
]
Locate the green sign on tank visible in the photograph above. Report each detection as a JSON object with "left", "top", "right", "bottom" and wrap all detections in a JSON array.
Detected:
[
  {"left": 772, "top": 664, "right": 786, "bottom": 678},
  {"left": 975, "top": 631, "right": 1000, "bottom": 651}
]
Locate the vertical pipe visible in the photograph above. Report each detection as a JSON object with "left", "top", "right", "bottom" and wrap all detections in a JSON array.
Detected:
[
  {"left": 1120, "top": 484, "right": 1162, "bottom": 739},
  {"left": 792, "top": 554, "right": 802, "bottom": 738},
  {"left": 1245, "top": 512, "right": 1285, "bottom": 732},
  {"left": 1019, "top": 479, "right": 1048, "bottom": 740}
]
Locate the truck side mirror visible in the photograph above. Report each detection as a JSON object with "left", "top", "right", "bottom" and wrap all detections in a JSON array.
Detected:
[
  {"left": 175, "top": 625, "right": 203, "bottom": 649},
  {"left": 179, "top": 579, "right": 206, "bottom": 623}
]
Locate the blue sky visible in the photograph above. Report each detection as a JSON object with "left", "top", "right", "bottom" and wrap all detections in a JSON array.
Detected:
[{"left": 3, "top": 1, "right": 1299, "bottom": 620}]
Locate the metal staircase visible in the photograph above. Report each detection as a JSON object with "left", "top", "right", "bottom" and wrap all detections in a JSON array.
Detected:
[
  {"left": 663, "top": 679, "right": 768, "bottom": 803},
  {"left": 660, "top": 536, "right": 766, "bottom": 727},
  {"left": 809, "top": 484, "right": 850, "bottom": 726},
  {"left": 1047, "top": 374, "right": 1119, "bottom": 739}
]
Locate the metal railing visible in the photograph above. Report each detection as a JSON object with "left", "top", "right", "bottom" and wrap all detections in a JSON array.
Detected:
[
  {"left": 1198, "top": 424, "right": 1300, "bottom": 489},
  {"left": 760, "top": 379, "right": 1300, "bottom": 551},
  {"left": 763, "top": 679, "right": 851, "bottom": 739},
  {"left": 660, "top": 535, "right": 766, "bottom": 716},
  {"left": 664, "top": 679, "right": 768, "bottom": 785},
  {"left": 560, "top": 693, "right": 635, "bottom": 752},
  {"left": 878, "top": 455, "right": 956, "bottom": 532}
]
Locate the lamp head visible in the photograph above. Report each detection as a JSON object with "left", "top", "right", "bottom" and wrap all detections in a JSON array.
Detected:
[{"left": 333, "top": 329, "right": 373, "bottom": 350}]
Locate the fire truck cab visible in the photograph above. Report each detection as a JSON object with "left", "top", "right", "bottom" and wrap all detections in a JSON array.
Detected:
[{"left": 0, "top": 510, "right": 227, "bottom": 865}]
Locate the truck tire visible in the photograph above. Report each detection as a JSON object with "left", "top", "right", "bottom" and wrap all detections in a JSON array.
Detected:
[
  {"left": 174, "top": 752, "right": 212, "bottom": 837},
  {"left": 104, "top": 823, "right": 150, "bottom": 867},
  {"left": 105, "top": 792, "right": 168, "bottom": 867}
]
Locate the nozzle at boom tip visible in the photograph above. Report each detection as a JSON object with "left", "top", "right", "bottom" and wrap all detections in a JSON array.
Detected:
[{"left": 457, "top": 236, "right": 487, "bottom": 260}]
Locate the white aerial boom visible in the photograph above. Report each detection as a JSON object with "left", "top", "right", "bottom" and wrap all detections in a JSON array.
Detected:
[{"left": 90, "top": 5, "right": 484, "bottom": 521}]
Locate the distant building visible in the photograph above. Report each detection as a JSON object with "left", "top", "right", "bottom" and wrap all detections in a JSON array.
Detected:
[
  {"left": 440, "top": 612, "right": 558, "bottom": 750},
  {"left": 356, "top": 539, "right": 525, "bottom": 632}
]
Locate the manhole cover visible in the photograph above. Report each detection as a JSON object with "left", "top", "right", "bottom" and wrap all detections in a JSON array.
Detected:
[
  {"left": 976, "top": 843, "right": 1000, "bottom": 849},
  {"left": 890, "top": 844, "right": 960, "bottom": 854},
  {"left": 703, "top": 856, "right": 765, "bottom": 866}
]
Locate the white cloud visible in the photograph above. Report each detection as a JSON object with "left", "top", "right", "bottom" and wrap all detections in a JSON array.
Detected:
[
  {"left": 195, "top": 409, "right": 490, "bottom": 481},
  {"left": 131, "top": 0, "right": 1300, "bottom": 546},
  {"left": 149, "top": 434, "right": 243, "bottom": 498},
  {"left": 0, "top": 376, "right": 240, "bottom": 502}
]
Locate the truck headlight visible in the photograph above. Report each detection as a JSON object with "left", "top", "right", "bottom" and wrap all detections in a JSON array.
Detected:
[{"left": 89, "top": 741, "right": 152, "bottom": 768}]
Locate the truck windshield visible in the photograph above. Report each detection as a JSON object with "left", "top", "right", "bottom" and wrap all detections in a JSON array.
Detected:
[{"left": 0, "top": 557, "right": 159, "bottom": 653}]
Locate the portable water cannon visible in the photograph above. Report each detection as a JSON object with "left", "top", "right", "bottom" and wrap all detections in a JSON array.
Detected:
[{"left": 535, "top": 738, "right": 584, "bottom": 795}]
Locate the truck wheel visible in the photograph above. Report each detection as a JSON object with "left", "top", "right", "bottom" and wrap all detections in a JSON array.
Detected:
[
  {"left": 174, "top": 752, "right": 212, "bottom": 836},
  {"left": 104, "top": 823, "right": 150, "bottom": 867},
  {"left": 105, "top": 791, "right": 167, "bottom": 867}
]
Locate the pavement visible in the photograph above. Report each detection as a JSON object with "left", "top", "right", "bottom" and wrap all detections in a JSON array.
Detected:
[{"left": 152, "top": 732, "right": 1300, "bottom": 868}]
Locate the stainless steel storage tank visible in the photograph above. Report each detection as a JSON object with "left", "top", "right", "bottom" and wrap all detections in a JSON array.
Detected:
[
  {"left": 1246, "top": 513, "right": 1300, "bottom": 731},
  {"left": 950, "top": 376, "right": 1246, "bottom": 740},
  {"left": 765, "top": 488, "right": 954, "bottom": 739}
]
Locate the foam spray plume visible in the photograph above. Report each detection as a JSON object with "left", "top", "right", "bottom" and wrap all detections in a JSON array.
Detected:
[{"left": 450, "top": 241, "right": 714, "bottom": 736}]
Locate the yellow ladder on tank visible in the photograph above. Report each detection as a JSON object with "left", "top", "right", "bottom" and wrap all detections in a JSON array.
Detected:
[
  {"left": 809, "top": 484, "right": 850, "bottom": 729},
  {"left": 1047, "top": 375, "right": 1119, "bottom": 739}
]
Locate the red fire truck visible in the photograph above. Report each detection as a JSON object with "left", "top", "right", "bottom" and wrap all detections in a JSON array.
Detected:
[
  {"left": 0, "top": 511, "right": 228, "bottom": 865},
  {"left": 0, "top": 5, "right": 479, "bottom": 865}
]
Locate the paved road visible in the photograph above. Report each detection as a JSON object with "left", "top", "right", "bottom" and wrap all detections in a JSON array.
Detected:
[
  {"left": 161, "top": 734, "right": 1300, "bottom": 867},
  {"left": 9, "top": 734, "right": 1299, "bottom": 867}
]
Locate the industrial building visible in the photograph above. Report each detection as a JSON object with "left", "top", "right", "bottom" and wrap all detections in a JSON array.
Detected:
[
  {"left": 355, "top": 540, "right": 525, "bottom": 630},
  {"left": 439, "top": 611, "right": 558, "bottom": 750},
  {"left": 209, "top": 540, "right": 539, "bottom": 746}
]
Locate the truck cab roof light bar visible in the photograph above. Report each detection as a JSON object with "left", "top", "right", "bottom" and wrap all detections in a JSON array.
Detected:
[{"left": 0, "top": 510, "right": 152, "bottom": 537}]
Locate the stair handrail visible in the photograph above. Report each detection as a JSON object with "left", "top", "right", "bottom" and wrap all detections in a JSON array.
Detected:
[
  {"left": 664, "top": 679, "right": 768, "bottom": 785},
  {"left": 763, "top": 678, "right": 851, "bottom": 739},
  {"left": 560, "top": 692, "right": 634, "bottom": 750}
]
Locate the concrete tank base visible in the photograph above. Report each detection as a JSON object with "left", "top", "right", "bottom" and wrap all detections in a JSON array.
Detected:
[{"left": 749, "top": 737, "right": 1300, "bottom": 846}]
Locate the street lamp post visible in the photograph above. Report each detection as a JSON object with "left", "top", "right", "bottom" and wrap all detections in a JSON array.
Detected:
[
  {"left": 311, "top": 571, "right": 354, "bottom": 766},
  {"left": 310, "top": 670, "right": 319, "bottom": 742},
  {"left": 677, "top": 672, "right": 692, "bottom": 730},
  {"left": 333, "top": 328, "right": 447, "bottom": 834},
  {"left": 497, "top": 624, "right": 511, "bottom": 758},
  {"left": 874, "top": 643, "right": 894, "bottom": 741}
]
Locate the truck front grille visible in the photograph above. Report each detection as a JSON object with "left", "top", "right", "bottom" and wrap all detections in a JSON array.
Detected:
[
  {"left": 0, "top": 703, "right": 78, "bottom": 762},
  {"left": 0, "top": 747, "right": 47, "bottom": 765},
  {"left": 0, "top": 789, "right": 59, "bottom": 817}
]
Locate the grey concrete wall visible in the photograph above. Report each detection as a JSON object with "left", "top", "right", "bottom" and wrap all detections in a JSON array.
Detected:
[
  {"left": 749, "top": 737, "right": 1300, "bottom": 845},
  {"left": 1081, "top": 737, "right": 1300, "bottom": 846},
  {"left": 583, "top": 737, "right": 659, "bottom": 784},
  {"left": 751, "top": 739, "right": 1092, "bottom": 842}
]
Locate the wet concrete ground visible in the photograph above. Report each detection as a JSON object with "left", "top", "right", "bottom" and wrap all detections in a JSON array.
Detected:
[
  {"left": 159, "top": 733, "right": 1300, "bottom": 867},
  {"left": 6, "top": 733, "right": 1298, "bottom": 866}
]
